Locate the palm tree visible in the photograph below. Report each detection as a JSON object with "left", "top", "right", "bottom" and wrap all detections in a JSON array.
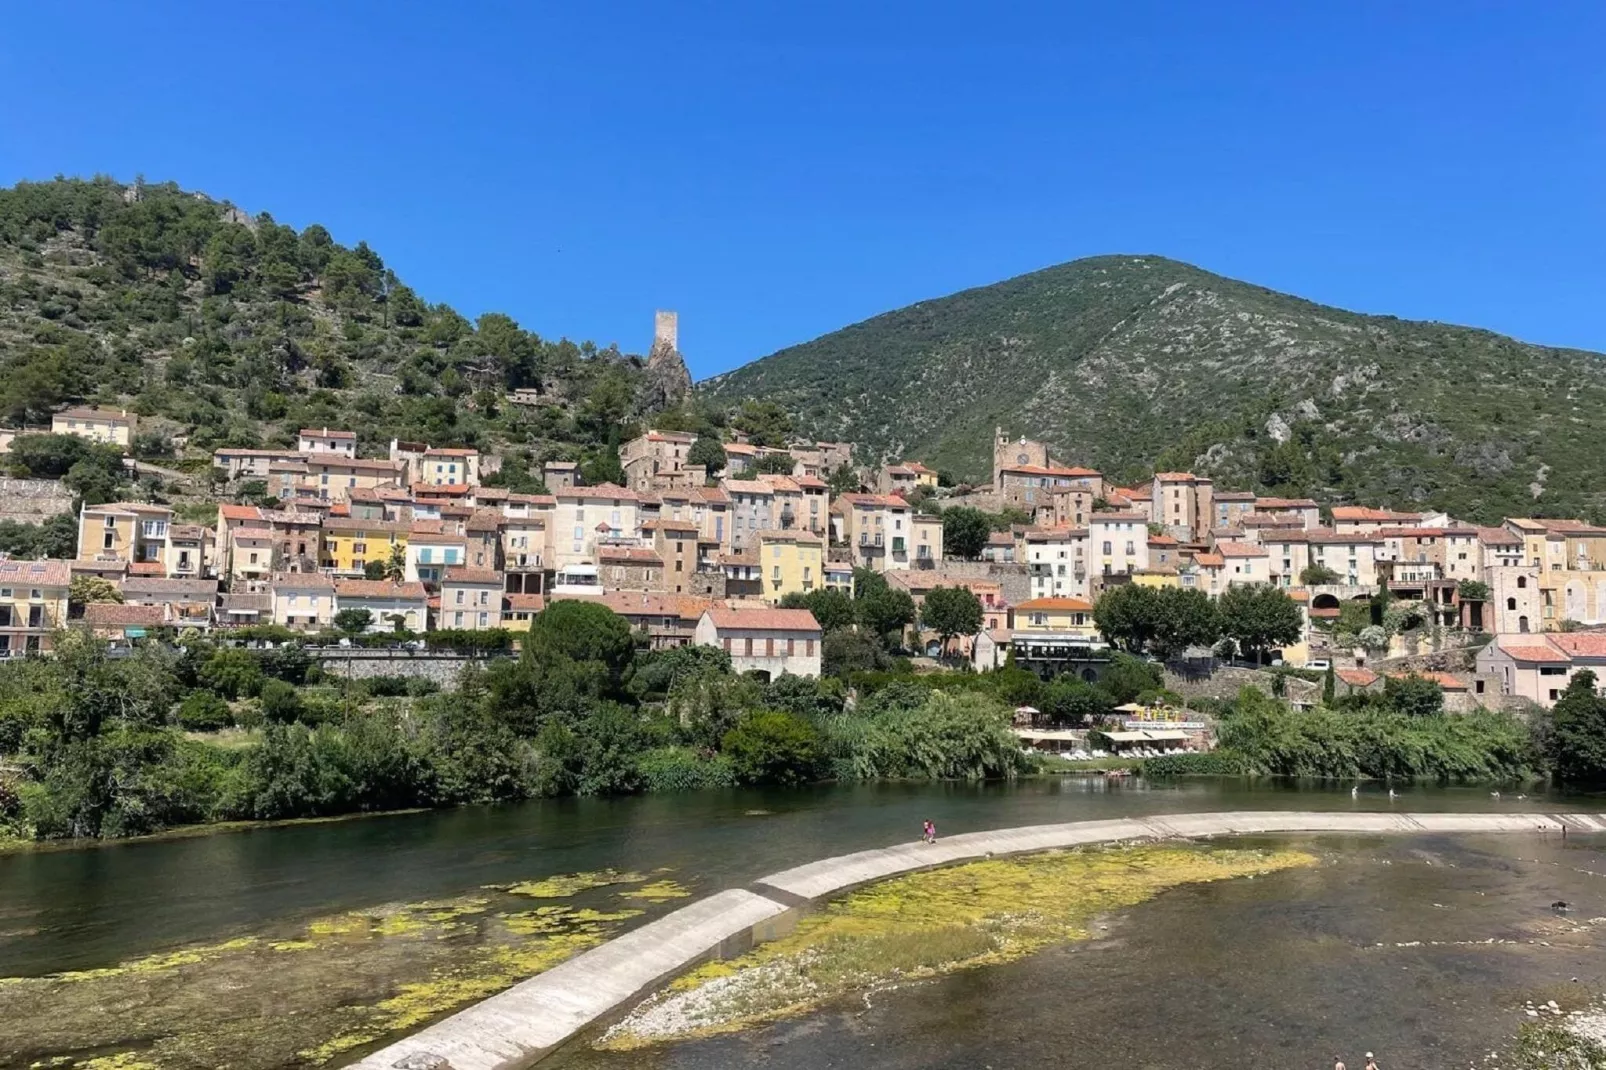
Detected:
[{"left": 384, "top": 544, "right": 406, "bottom": 582}]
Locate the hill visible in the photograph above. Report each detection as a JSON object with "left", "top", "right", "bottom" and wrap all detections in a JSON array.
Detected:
[
  {"left": 703, "top": 255, "right": 1606, "bottom": 523},
  {"left": 0, "top": 177, "right": 686, "bottom": 493}
]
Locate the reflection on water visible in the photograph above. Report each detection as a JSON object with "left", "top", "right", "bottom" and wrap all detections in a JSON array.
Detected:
[{"left": 549, "top": 831, "right": 1606, "bottom": 1070}]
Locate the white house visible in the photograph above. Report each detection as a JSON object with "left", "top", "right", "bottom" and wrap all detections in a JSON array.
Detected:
[
  {"left": 333, "top": 579, "right": 428, "bottom": 633},
  {"left": 692, "top": 605, "right": 822, "bottom": 679}
]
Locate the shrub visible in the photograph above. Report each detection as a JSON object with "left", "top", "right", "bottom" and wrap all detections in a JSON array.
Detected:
[
  {"left": 1143, "top": 751, "right": 1249, "bottom": 777},
  {"left": 259, "top": 679, "right": 303, "bottom": 724},
  {"left": 722, "top": 710, "right": 821, "bottom": 787},
  {"left": 199, "top": 648, "right": 264, "bottom": 700},
  {"left": 635, "top": 747, "right": 738, "bottom": 792},
  {"left": 176, "top": 690, "right": 233, "bottom": 732}
]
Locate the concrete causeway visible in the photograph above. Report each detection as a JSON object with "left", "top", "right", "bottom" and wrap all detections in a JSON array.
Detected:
[{"left": 347, "top": 810, "right": 1606, "bottom": 1070}]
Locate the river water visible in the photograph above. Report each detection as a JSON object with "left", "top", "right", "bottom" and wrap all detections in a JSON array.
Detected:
[{"left": 1, "top": 778, "right": 1602, "bottom": 1068}]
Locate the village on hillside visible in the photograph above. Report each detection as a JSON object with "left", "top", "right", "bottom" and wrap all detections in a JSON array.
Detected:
[{"left": 0, "top": 364, "right": 1596, "bottom": 716}]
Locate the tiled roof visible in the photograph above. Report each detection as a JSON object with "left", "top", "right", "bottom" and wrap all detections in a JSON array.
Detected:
[
  {"left": 271, "top": 571, "right": 337, "bottom": 589},
  {"left": 1386, "top": 670, "right": 1468, "bottom": 691},
  {"left": 1025, "top": 529, "right": 1086, "bottom": 541},
  {"left": 1002, "top": 463, "right": 1102, "bottom": 478},
  {"left": 1499, "top": 643, "right": 1570, "bottom": 664},
  {"left": 1153, "top": 471, "right": 1201, "bottom": 481},
  {"left": 1331, "top": 506, "right": 1420, "bottom": 521},
  {"left": 503, "top": 593, "right": 546, "bottom": 612},
  {"left": 1476, "top": 526, "right": 1523, "bottom": 546},
  {"left": 84, "top": 602, "right": 167, "bottom": 627},
  {"left": 423, "top": 447, "right": 478, "bottom": 457},
  {"left": 1254, "top": 497, "right": 1319, "bottom": 508},
  {"left": 1336, "top": 668, "right": 1379, "bottom": 687},
  {"left": 758, "top": 529, "right": 825, "bottom": 544},
  {"left": 57, "top": 406, "right": 132, "bottom": 422},
  {"left": 121, "top": 577, "right": 218, "bottom": 598},
  {"left": 703, "top": 606, "right": 821, "bottom": 632},
  {"left": 1090, "top": 511, "right": 1148, "bottom": 523},
  {"left": 0, "top": 559, "right": 71, "bottom": 586},
  {"left": 128, "top": 562, "right": 166, "bottom": 576},
  {"left": 1015, "top": 597, "right": 1094, "bottom": 612},
  {"left": 1216, "top": 541, "right": 1269, "bottom": 558},
  {"left": 442, "top": 567, "right": 503, "bottom": 584},
  {"left": 1194, "top": 553, "right": 1226, "bottom": 567},
  {"left": 559, "top": 483, "right": 639, "bottom": 502},
  {"left": 1546, "top": 634, "right": 1606, "bottom": 658},
  {"left": 598, "top": 547, "right": 663, "bottom": 564},
  {"left": 334, "top": 579, "right": 428, "bottom": 599},
  {"left": 323, "top": 517, "right": 406, "bottom": 533},
  {"left": 299, "top": 428, "right": 356, "bottom": 439}
]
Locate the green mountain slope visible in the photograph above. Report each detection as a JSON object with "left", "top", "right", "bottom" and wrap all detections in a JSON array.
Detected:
[
  {"left": 0, "top": 177, "right": 660, "bottom": 488},
  {"left": 703, "top": 255, "right": 1606, "bottom": 523}
]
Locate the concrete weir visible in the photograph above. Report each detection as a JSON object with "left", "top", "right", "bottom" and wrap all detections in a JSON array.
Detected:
[{"left": 348, "top": 810, "right": 1606, "bottom": 1070}]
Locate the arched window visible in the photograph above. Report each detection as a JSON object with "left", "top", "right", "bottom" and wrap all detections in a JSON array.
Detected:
[
  {"left": 1519, "top": 615, "right": 1530, "bottom": 633},
  {"left": 1507, "top": 597, "right": 1517, "bottom": 611},
  {"left": 1517, "top": 575, "right": 1528, "bottom": 589}
]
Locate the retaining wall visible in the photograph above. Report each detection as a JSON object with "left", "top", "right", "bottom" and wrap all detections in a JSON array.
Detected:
[{"left": 348, "top": 810, "right": 1606, "bottom": 1070}]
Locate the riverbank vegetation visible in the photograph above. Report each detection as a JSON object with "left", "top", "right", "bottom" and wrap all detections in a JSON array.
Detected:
[
  {"left": 599, "top": 842, "right": 1315, "bottom": 1049},
  {"left": 0, "top": 602, "right": 1036, "bottom": 842}
]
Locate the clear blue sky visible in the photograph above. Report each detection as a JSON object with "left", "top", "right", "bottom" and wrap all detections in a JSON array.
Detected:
[{"left": 2, "top": 2, "right": 1603, "bottom": 378}]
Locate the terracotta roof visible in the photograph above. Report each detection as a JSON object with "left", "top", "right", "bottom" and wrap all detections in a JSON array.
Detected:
[
  {"left": 1212, "top": 491, "right": 1259, "bottom": 501},
  {"left": 576, "top": 591, "right": 711, "bottom": 621},
  {"left": 503, "top": 593, "right": 546, "bottom": 612},
  {"left": 334, "top": 579, "right": 428, "bottom": 600},
  {"left": 412, "top": 481, "right": 473, "bottom": 495},
  {"left": 1331, "top": 506, "right": 1420, "bottom": 522},
  {"left": 1477, "top": 526, "right": 1523, "bottom": 547},
  {"left": 506, "top": 493, "right": 557, "bottom": 506},
  {"left": 323, "top": 517, "right": 406, "bottom": 534},
  {"left": 466, "top": 508, "right": 503, "bottom": 532},
  {"left": 723, "top": 442, "right": 759, "bottom": 455},
  {"left": 643, "top": 430, "right": 697, "bottom": 443},
  {"left": 1499, "top": 643, "right": 1570, "bottom": 664},
  {"left": 720, "top": 479, "right": 778, "bottom": 495},
  {"left": 1337, "top": 668, "right": 1379, "bottom": 687},
  {"left": 702, "top": 605, "right": 821, "bottom": 632},
  {"left": 598, "top": 547, "right": 663, "bottom": 564},
  {"left": 838, "top": 493, "right": 909, "bottom": 508},
  {"left": 442, "top": 567, "right": 503, "bottom": 584},
  {"left": 0, "top": 559, "right": 71, "bottom": 586},
  {"left": 1015, "top": 597, "right": 1094, "bottom": 612},
  {"left": 1194, "top": 553, "right": 1226, "bottom": 567},
  {"left": 299, "top": 428, "right": 356, "bottom": 439},
  {"left": 1090, "top": 511, "right": 1148, "bottom": 523},
  {"left": 643, "top": 518, "right": 700, "bottom": 532},
  {"left": 1153, "top": 471, "right": 1202, "bottom": 482},
  {"left": 303, "top": 457, "right": 403, "bottom": 473},
  {"left": 560, "top": 483, "right": 639, "bottom": 502},
  {"left": 1386, "top": 670, "right": 1468, "bottom": 691},
  {"left": 423, "top": 447, "right": 478, "bottom": 457},
  {"left": 122, "top": 577, "right": 218, "bottom": 598},
  {"left": 57, "top": 406, "right": 132, "bottom": 422},
  {"left": 213, "top": 447, "right": 300, "bottom": 458},
  {"left": 128, "top": 562, "right": 166, "bottom": 576},
  {"left": 1002, "top": 463, "right": 1102, "bottom": 478},
  {"left": 84, "top": 602, "right": 166, "bottom": 627},
  {"left": 1546, "top": 634, "right": 1606, "bottom": 658},
  {"left": 90, "top": 501, "right": 173, "bottom": 515},
  {"left": 1216, "top": 541, "right": 1269, "bottom": 558},
  {"left": 718, "top": 549, "right": 758, "bottom": 566},
  {"left": 1305, "top": 529, "right": 1384, "bottom": 545},
  {"left": 1147, "top": 534, "right": 1179, "bottom": 546},
  {"left": 271, "top": 571, "right": 336, "bottom": 589},
  {"left": 1254, "top": 497, "right": 1319, "bottom": 509}
]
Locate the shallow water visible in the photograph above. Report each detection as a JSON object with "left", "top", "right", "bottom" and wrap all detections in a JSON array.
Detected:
[
  {"left": 549, "top": 831, "right": 1606, "bottom": 1070},
  {"left": 0, "top": 778, "right": 1599, "bottom": 1069}
]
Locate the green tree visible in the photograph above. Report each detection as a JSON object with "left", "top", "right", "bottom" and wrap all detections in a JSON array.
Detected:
[
  {"left": 722, "top": 710, "right": 820, "bottom": 786},
  {"left": 686, "top": 435, "right": 727, "bottom": 477},
  {"left": 856, "top": 585, "right": 916, "bottom": 648},
  {"left": 754, "top": 451, "right": 796, "bottom": 475},
  {"left": 1149, "top": 586, "right": 1221, "bottom": 660},
  {"left": 69, "top": 575, "right": 124, "bottom": 613},
  {"left": 199, "top": 648, "right": 264, "bottom": 700},
  {"left": 941, "top": 507, "right": 991, "bottom": 560},
  {"left": 334, "top": 608, "right": 373, "bottom": 634},
  {"left": 1300, "top": 563, "right": 1340, "bottom": 585},
  {"left": 1545, "top": 671, "right": 1606, "bottom": 782},
  {"left": 383, "top": 544, "right": 407, "bottom": 582},
  {"left": 731, "top": 400, "right": 793, "bottom": 448},
  {"left": 363, "top": 560, "right": 387, "bottom": 580},
  {"left": 175, "top": 690, "right": 232, "bottom": 731},
  {"left": 258, "top": 679, "right": 304, "bottom": 724},
  {"left": 527, "top": 600, "right": 635, "bottom": 676},
  {"left": 1100, "top": 652, "right": 1164, "bottom": 704},
  {"left": 1457, "top": 579, "right": 1491, "bottom": 602},
  {"left": 1218, "top": 585, "right": 1303, "bottom": 664},
  {"left": 821, "top": 629, "right": 891, "bottom": 678},
  {"left": 1382, "top": 673, "right": 1444, "bottom": 718},
  {"left": 1093, "top": 584, "right": 1160, "bottom": 653},
  {"left": 921, "top": 586, "right": 984, "bottom": 660},
  {"left": 779, "top": 588, "right": 855, "bottom": 633},
  {"left": 1322, "top": 663, "right": 1336, "bottom": 706}
]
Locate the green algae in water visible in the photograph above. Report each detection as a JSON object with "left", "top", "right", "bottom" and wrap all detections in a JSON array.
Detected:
[
  {"left": 617, "top": 878, "right": 691, "bottom": 903},
  {"left": 496, "top": 869, "right": 651, "bottom": 898},
  {"left": 0, "top": 886, "right": 647, "bottom": 1070},
  {"left": 601, "top": 843, "right": 1317, "bottom": 1050}
]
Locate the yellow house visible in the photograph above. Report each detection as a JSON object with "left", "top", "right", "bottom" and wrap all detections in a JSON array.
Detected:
[
  {"left": 757, "top": 529, "right": 826, "bottom": 603},
  {"left": 905, "top": 461, "right": 939, "bottom": 488},
  {"left": 1131, "top": 568, "right": 1180, "bottom": 589},
  {"left": 320, "top": 517, "right": 408, "bottom": 577},
  {"left": 77, "top": 502, "right": 173, "bottom": 567},
  {"left": 52, "top": 407, "right": 136, "bottom": 449},
  {"left": 0, "top": 559, "right": 71, "bottom": 656},
  {"left": 1012, "top": 597, "right": 1098, "bottom": 638}
]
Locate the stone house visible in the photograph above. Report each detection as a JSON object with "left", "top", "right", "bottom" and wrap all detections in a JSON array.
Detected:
[
  {"left": 597, "top": 546, "right": 665, "bottom": 592},
  {"left": 692, "top": 605, "right": 823, "bottom": 679}
]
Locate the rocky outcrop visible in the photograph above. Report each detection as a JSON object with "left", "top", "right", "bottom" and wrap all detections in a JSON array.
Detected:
[{"left": 640, "top": 337, "right": 692, "bottom": 412}]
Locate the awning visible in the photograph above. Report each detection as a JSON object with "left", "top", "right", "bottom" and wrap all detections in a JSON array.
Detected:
[{"left": 1100, "top": 728, "right": 1192, "bottom": 744}]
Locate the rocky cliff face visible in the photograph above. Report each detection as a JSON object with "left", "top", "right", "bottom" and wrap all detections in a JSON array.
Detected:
[{"left": 641, "top": 337, "right": 693, "bottom": 412}]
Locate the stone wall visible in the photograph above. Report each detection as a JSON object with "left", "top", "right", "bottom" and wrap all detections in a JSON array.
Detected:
[
  {"left": 0, "top": 478, "right": 72, "bottom": 523},
  {"left": 1162, "top": 663, "right": 1320, "bottom": 706},
  {"left": 313, "top": 650, "right": 501, "bottom": 689}
]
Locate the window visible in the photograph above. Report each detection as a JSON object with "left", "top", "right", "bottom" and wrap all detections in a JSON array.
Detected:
[
  {"left": 455, "top": 590, "right": 465, "bottom": 605},
  {"left": 1540, "top": 666, "right": 1567, "bottom": 676},
  {"left": 454, "top": 611, "right": 464, "bottom": 626},
  {"left": 1517, "top": 576, "right": 1527, "bottom": 589},
  {"left": 1507, "top": 597, "right": 1517, "bottom": 611},
  {"left": 765, "top": 638, "right": 775, "bottom": 656},
  {"left": 1102, "top": 541, "right": 1112, "bottom": 555},
  {"left": 103, "top": 532, "right": 115, "bottom": 550},
  {"left": 104, "top": 516, "right": 116, "bottom": 529},
  {"left": 479, "top": 611, "right": 488, "bottom": 626},
  {"left": 805, "top": 638, "right": 815, "bottom": 657},
  {"left": 744, "top": 637, "right": 753, "bottom": 656}
]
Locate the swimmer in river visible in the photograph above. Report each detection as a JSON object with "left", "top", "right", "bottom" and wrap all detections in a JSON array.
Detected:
[
  {"left": 1351, "top": 785, "right": 1358, "bottom": 799},
  {"left": 1363, "top": 1053, "right": 1380, "bottom": 1070},
  {"left": 1334, "top": 1057, "right": 1346, "bottom": 1070}
]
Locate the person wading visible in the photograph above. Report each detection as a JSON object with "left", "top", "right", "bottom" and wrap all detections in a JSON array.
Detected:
[{"left": 1363, "top": 1053, "right": 1380, "bottom": 1070}]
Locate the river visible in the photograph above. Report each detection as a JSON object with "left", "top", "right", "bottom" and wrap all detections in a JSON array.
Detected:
[{"left": 1, "top": 778, "right": 1601, "bottom": 1068}]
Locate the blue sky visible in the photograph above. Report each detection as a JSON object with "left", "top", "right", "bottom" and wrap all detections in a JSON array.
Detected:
[{"left": 2, "top": 2, "right": 1603, "bottom": 378}]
